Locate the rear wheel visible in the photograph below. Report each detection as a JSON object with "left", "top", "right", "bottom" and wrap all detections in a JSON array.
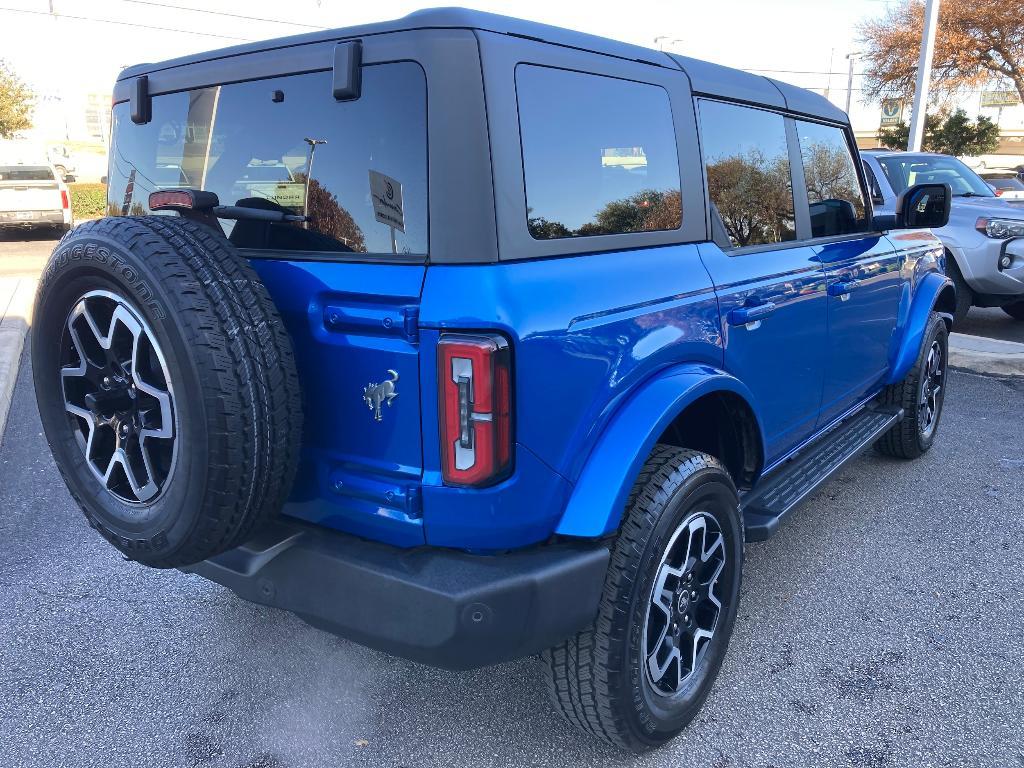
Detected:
[
  {"left": 875, "top": 312, "right": 948, "bottom": 460},
  {"left": 542, "top": 447, "right": 743, "bottom": 752},
  {"left": 33, "top": 215, "right": 303, "bottom": 568},
  {"left": 1002, "top": 300, "right": 1024, "bottom": 321}
]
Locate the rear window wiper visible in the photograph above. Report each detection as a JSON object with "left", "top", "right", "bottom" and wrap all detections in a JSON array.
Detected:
[{"left": 212, "top": 204, "right": 306, "bottom": 223}]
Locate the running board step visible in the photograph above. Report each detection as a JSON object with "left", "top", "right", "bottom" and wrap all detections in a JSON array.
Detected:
[{"left": 741, "top": 406, "right": 903, "bottom": 542}]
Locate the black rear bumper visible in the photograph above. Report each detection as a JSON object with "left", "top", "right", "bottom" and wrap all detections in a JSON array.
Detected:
[{"left": 185, "top": 521, "right": 609, "bottom": 670}]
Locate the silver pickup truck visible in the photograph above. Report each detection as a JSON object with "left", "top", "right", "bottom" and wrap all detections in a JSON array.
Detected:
[{"left": 0, "top": 161, "right": 73, "bottom": 234}]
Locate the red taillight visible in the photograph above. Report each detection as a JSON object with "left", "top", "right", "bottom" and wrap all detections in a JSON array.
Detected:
[
  {"left": 438, "top": 333, "right": 513, "bottom": 487},
  {"left": 149, "top": 190, "right": 195, "bottom": 210},
  {"left": 994, "top": 189, "right": 1004, "bottom": 197},
  {"left": 60, "top": 189, "right": 69, "bottom": 209}
]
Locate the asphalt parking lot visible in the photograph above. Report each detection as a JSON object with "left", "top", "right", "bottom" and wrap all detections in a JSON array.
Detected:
[
  {"left": 0, "top": 231, "right": 55, "bottom": 279},
  {"left": 2, "top": 236, "right": 1024, "bottom": 768}
]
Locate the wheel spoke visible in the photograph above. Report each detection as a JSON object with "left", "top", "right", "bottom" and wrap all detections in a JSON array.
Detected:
[
  {"left": 702, "top": 532, "right": 724, "bottom": 562},
  {"left": 647, "top": 643, "right": 680, "bottom": 686},
  {"left": 689, "top": 627, "right": 714, "bottom": 674},
  {"left": 58, "top": 291, "right": 176, "bottom": 505},
  {"left": 704, "top": 554, "right": 727, "bottom": 612},
  {"left": 643, "top": 510, "right": 729, "bottom": 697}
]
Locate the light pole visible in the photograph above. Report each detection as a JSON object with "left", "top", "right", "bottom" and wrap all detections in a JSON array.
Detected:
[
  {"left": 302, "top": 137, "right": 327, "bottom": 228},
  {"left": 824, "top": 48, "right": 835, "bottom": 100},
  {"left": 908, "top": 0, "right": 941, "bottom": 151},
  {"left": 845, "top": 52, "right": 862, "bottom": 115}
]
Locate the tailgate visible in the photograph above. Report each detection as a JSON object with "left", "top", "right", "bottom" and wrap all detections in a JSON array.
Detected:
[
  {"left": 252, "top": 259, "right": 427, "bottom": 547},
  {"left": 0, "top": 182, "right": 62, "bottom": 213}
]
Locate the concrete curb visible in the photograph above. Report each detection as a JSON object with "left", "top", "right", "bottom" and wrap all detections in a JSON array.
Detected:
[
  {"left": 949, "top": 332, "right": 1024, "bottom": 377},
  {"left": 0, "top": 278, "right": 37, "bottom": 448}
]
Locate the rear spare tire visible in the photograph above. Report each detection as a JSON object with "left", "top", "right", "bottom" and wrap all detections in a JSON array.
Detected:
[{"left": 32, "top": 215, "right": 302, "bottom": 568}]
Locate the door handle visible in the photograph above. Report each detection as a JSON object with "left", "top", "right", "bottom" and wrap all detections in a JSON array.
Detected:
[
  {"left": 727, "top": 301, "right": 777, "bottom": 328},
  {"left": 828, "top": 279, "right": 862, "bottom": 299}
]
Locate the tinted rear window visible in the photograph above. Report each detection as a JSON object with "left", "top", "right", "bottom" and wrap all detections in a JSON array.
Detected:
[
  {"left": 986, "top": 176, "right": 1024, "bottom": 190},
  {"left": 516, "top": 65, "right": 681, "bottom": 240},
  {"left": 107, "top": 62, "right": 428, "bottom": 256},
  {"left": 0, "top": 166, "right": 54, "bottom": 181}
]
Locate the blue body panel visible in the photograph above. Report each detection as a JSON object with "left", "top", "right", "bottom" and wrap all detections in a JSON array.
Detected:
[
  {"left": 418, "top": 244, "right": 722, "bottom": 549},
  {"left": 251, "top": 244, "right": 727, "bottom": 551},
  {"left": 419, "top": 245, "right": 722, "bottom": 482},
  {"left": 556, "top": 365, "right": 763, "bottom": 538},
  {"left": 250, "top": 259, "right": 428, "bottom": 547},
  {"left": 696, "top": 242, "right": 828, "bottom": 462},
  {"left": 815, "top": 235, "right": 902, "bottom": 425},
  {"left": 884, "top": 233, "right": 953, "bottom": 384}
]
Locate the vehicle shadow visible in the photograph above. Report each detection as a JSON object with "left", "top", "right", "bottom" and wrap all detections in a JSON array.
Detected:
[{"left": 0, "top": 228, "right": 61, "bottom": 244}]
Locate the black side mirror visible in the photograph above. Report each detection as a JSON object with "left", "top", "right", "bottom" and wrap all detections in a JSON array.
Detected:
[
  {"left": 895, "top": 182, "right": 951, "bottom": 229},
  {"left": 100, "top": 175, "right": 108, "bottom": 185}
]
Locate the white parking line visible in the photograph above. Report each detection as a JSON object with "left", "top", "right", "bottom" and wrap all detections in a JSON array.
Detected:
[{"left": 0, "top": 277, "right": 38, "bottom": 447}]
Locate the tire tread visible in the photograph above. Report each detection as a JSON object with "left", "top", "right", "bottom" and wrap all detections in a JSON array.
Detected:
[{"left": 541, "top": 446, "right": 734, "bottom": 751}]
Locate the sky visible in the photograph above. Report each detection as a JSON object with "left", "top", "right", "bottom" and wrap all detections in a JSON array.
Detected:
[{"left": 1, "top": 0, "right": 899, "bottom": 129}]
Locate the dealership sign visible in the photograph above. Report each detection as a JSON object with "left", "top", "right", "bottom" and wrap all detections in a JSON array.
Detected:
[
  {"left": 880, "top": 99, "right": 904, "bottom": 127},
  {"left": 980, "top": 90, "right": 1021, "bottom": 108}
]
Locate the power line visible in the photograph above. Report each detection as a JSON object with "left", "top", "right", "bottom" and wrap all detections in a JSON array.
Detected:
[
  {"left": 119, "top": 0, "right": 326, "bottom": 30},
  {"left": 743, "top": 68, "right": 869, "bottom": 76},
  {"left": 0, "top": 5, "right": 254, "bottom": 41}
]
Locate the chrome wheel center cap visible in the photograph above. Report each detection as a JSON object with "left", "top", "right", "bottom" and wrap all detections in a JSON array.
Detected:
[{"left": 677, "top": 590, "right": 690, "bottom": 612}]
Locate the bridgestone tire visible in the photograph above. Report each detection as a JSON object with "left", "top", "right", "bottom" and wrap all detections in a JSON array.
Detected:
[
  {"left": 32, "top": 216, "right": 302, "bottom": 568},
  {"left": 542, "top": 446, "right": 743, "bottom": 752},
  {"left": 874, "top": 312, "right": 948, "bottom": 460}
]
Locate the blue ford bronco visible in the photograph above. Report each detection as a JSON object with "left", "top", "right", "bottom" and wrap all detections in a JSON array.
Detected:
[{"left": 32, "top": 9, "right": 956, "bottom": 751}]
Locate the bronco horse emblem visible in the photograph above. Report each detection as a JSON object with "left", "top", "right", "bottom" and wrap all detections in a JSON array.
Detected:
[{"left": 362, "top": 369, "right": 399, "bottom": 422}]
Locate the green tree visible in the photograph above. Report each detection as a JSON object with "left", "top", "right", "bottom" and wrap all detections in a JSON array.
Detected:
[
  {"left": 877, "top": 115, "right": 941, "bottom": 151},
  {"left": 0, "top": 60, "right": 33, "bottom": 138},
  {"left": 878, "top": 109, "right": 1000, "bottom": 155},
  {"left": 937, "top": 110, "right": 1000, "bottom": 156}
]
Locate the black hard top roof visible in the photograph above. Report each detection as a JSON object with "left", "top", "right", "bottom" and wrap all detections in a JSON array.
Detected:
[{"left": 117, "top": 6, "right": 848, "bottom": 124}]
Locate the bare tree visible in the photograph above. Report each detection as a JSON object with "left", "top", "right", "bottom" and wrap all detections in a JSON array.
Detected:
[
  {"left": 293, "top": 174, "right": 365, "bottom": 252},
  {"left": 859, "top": 0, "right": 1024, "bottom": 104}
]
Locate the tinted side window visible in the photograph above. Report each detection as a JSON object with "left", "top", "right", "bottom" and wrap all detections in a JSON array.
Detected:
[
  {"left": 794, "top": 121, "right": 866, "bottom": 238},
  {"left": 516, "top": 65, "right": 681, "bottom": 240},
  {"left": 697, "top": 100, "right": 795, "bottom": 249},
  {"left": 107, "top": 63, "right": 428, "bottom": 256}
]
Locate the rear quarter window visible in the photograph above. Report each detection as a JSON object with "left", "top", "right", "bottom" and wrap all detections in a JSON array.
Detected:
[
  {"left": 515, "top": 65, "right": 681, "bottom": 240},
  {"left": 107, "top": 62, "right": 428, "bottom": 257}
]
